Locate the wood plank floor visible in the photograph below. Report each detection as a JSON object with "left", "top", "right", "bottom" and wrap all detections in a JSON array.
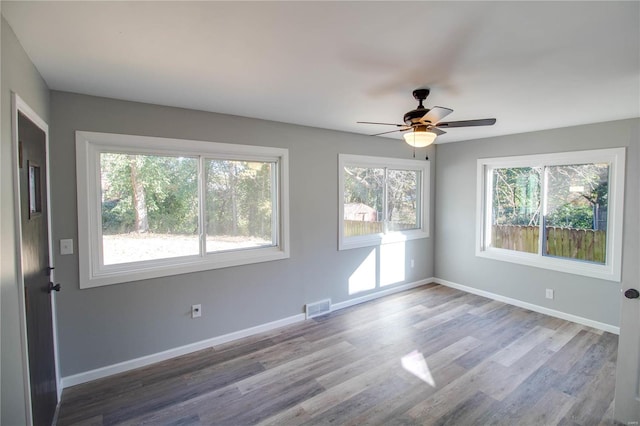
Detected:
[{"left": 56, "top": 284, "right": 619, "bottom": 425}]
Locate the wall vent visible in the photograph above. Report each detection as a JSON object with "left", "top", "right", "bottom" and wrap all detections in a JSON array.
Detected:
[{"left": 305, "top": 299, "right": 331, "bottom": 319}]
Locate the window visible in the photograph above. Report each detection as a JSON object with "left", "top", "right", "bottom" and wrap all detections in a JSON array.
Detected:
[
  {"left": 476, "top": 148, "right": 625, "bottom": 281},
  {"left": 76, "top": 131, "right": 289, "bottom": 288},
  {"left": 28, "top": 161, "right": 42, "bottom": 218},
  {"left": 339, "top": 154, "right": 429, "bottom": 250}
]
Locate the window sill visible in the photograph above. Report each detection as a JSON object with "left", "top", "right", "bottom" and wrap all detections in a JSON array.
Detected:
[
  {"left": 475, "top": 247, "right": 620, "bottom": 282},
  {"left": 80, "top": 247, "right": 289, "bottom": 289},
  {"left": 339, "top": 229, "right": 429, "bottom": 251}
]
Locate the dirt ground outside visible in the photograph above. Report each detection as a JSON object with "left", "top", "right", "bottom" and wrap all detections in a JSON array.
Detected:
[{"left": 103, "top": 232, "right": 272, "bottom": 265}]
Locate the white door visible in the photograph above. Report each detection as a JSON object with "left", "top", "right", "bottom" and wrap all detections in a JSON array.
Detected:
[
  {"left": 615, "top": 286, "right": 640, "bottom": 423},
  {"left": 614, "top": 138, "right": 640, "bottom": 423}
]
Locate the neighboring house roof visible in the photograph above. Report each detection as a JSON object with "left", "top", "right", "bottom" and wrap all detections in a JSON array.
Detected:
[{"left": 344, "top": 203, "right": 377, "bottom": 221}]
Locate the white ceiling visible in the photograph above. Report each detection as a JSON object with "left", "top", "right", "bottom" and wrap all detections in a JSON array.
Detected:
[{"left": 3, "top": 1, "right": 639, "bottom": 143}]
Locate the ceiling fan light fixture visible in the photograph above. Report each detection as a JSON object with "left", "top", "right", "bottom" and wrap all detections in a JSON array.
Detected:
[{"left": 403, "top": 128, "right": 437, "bottom": 147}]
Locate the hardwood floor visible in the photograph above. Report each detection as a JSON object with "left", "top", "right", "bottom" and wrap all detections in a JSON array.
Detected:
[{"left": 56, "top": 284, "right": 619, "bottom": 425}]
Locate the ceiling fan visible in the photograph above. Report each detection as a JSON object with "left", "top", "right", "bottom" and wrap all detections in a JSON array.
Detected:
[{"left": 358, "top": 88, "right": 496, "bottom": 147}]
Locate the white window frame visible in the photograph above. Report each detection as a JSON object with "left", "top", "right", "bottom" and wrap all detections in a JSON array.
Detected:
[
  {"left": 475, "top": 147, "right": 625, "bottom": 282},
  {"left": 338, "top": 154, "right": 430, "bottom": 250},
  {"left": 76, "top": 131, "right": 289, "bottom": 289}
]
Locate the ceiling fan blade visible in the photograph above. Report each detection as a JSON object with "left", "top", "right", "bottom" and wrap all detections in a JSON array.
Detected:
[
  {"left": 420, "top": 106, "right": 454, "bottom": 124},
  {"left": 429, "top": 127, "right": 447, "bottom": 136},
  {"left": 369, "top": 128, "right": 410, "bottom": 137},
  {"left": 436, "top": 118, "right": 497, "bottom": 128},
  {"left": 357, "top": 121, "right": 405, "bottom": 127}
]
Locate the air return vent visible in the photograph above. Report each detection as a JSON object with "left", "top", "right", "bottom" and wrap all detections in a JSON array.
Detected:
[{"left": 305, "top": 299, "right": 331, "bottom": 319}]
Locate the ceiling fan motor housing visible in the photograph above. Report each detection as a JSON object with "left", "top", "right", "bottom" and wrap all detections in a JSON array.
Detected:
[
  {"left": 404, "top": 88, "right": 432, "bottom": 126},
  {"left": 404, "top": 108, "right": 431, "bottom": 126}
]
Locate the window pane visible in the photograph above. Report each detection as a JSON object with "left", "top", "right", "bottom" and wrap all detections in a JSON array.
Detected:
[
  {"left": 343, "top": 166, "right": 384, "bottom": 237},
  {"left": 387, "top": 169, "right": 420, "bottom": 231},
  {"left": 490, "top": 167, "right": 542, "bottom": 253},
  {"left": 544, "top": 163, "right": 609, "bottom": 264},
  {"left": 100, "top": 153, "right": 199, "bottom": 265},
  {"left": 28, "top": 162, "right": 42, "bottom": 217},
  {"left": 205, "top": 160, "right": 275, "bottom": 253}
]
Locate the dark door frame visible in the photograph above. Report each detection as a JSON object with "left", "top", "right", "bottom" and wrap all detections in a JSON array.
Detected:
[{"left": 11, "top": 92, "right": 60, "bottom": 425}]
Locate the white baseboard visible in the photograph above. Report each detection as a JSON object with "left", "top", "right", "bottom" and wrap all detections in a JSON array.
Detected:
[
  {"left": 60, "top": 278, "right": 434, "bottom": 389},
  {"left": 61, "top": 313, "right": 306, "bottom": 388},
  {"left": 332, "top": 278, "right": 434, "bottom": 311},
  {"left": 433, "top": 277, "right": 620, "bottom": 335},
  {"left": 60, "top": 276, "right": 617, "bottom": 389}
]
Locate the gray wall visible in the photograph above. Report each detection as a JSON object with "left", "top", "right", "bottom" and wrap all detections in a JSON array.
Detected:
[
  {"left": 1, "top": 16, "right": 51, "bottom": 426},
  {"left": 434, "top": 119, "right": 639, "bottom": 327},
  {"left": 50, "top": 91, "right": 436, "bottom": 377}
]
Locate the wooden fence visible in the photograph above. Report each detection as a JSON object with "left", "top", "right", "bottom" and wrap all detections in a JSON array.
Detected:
[
  {"left": 344, "top": 220, "right": 416, "bottom": 237},
  {"left": 344, "top": 220, "right": 383, "bottom": 236},
  {"left": 492, "top": 225, "right": 606, "bottom": 263}
]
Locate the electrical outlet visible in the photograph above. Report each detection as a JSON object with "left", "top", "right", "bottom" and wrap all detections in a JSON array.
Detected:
[
  {"left": 411, "top": 259, "right": 415, "bottom": 268},
  {"left": 545, "top": 289, "right": 554, "bottom": 300},
  {"left": 191, "top": 304, "right": 202, "bottom": 318}
]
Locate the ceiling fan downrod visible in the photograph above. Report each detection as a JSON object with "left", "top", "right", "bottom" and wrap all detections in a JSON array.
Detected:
[{"left": 413, "top": 88, "right": 430, "bottom": 106}]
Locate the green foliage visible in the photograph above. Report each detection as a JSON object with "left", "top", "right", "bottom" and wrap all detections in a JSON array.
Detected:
[
  {"left": 343, "top": 166, "right": 418, "bottom": 225},
  {"left": 546, "top": 204, "right": 593, "bottom": 228},
  {"left": 492, "top": 163, "right": 609, "bottom": 231},
  {"left": 101, "top": 154, "right": 275, "bottom": 239},
  {"left": 343, "top": 166, "right": 384, "bottom": 215},
  {"left": 387, "top": 169, "right": 418, "bottom": 225},
  {"left": 545, "top": 164, "right": 608, "bottom": 230},
  {"left": 492, "top": 167, "right": 541, "bottom": 226},
  {"left": 205, "top": 160, "right": 273, "bottom": 240},
  {"left": 101, "top": 153, "right": 198, "bottom": 235},
  {"left": 148, "top": 191, "right": 198, "bottom": 234},
  {"left": 101, "top": 198, "right": 135, "bottom": 233}
]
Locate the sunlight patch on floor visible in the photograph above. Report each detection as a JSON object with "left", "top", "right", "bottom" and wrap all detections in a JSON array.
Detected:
[{"left": 401, "top": 350, "right": 436, "bottom": 387}]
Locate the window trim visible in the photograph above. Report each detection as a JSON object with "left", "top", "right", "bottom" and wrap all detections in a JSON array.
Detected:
[
  {"left": 338, "top": 154, "right": 430, "bottom": 250},
  {"left": 76, "top": 131, "right": 289, "bottom": 289},
  {"left": 475, "top": 147, "right": 625, "bottom": 282}
]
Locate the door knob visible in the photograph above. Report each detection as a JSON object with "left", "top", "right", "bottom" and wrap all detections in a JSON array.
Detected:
[
  {"left": 48, "top": 282, "right": 61, "bottom": 293},
  {"left": 624, "top": 289, "right": 639, "bottom": 299}
]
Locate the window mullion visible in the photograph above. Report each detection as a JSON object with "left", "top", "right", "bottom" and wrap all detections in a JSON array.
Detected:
[
  {"left": 539, "top": 165, "right": 548, "bottom": 257},
  {"left": 271, "top": 161, "right": 279, "bottom": 246},
  {"left": 383, "top": 167, "right": 388, "bottom": 234},
  {"left": 198, "top": 156, "right": 206, "bottom": 257},
  {"left": 484, "top": 166, "right": 494, "bottom": 250},
  {"left": 94, "top": 147, "right": 106, "bottom": 269}
]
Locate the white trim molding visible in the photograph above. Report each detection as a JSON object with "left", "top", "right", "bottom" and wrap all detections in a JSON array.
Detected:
[
  {"left": 60, "top": 278, "right": 433, "bottom": 388},
  {"left": 332, "top": 278, "right": 433, "bottom": 311},
  {"left": 433, "top": 277, "right": 619, "bottom": 334},
  {"left": 60, "top": 276, "right": 617, "bottom": 391},
  {"left": 61, "top": 313, "right": 306, "bottom": 388},
  {"left": 11, "top": 93, "right": 59, "bottom": 425}
]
